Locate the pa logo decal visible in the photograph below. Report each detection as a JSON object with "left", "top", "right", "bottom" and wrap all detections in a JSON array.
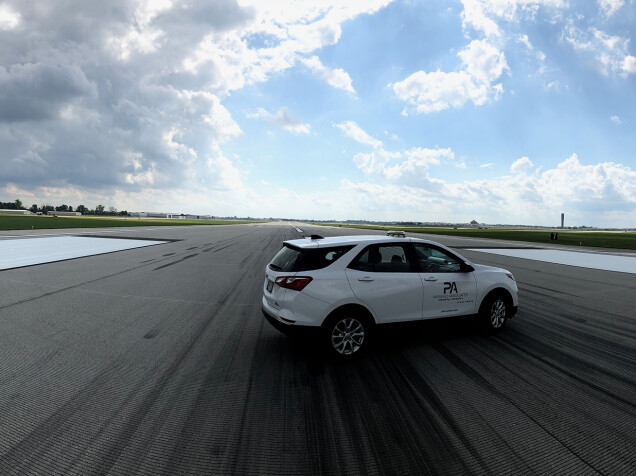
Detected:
[{"left": 444, "top": 282, "right": 458, "bottom": 294}]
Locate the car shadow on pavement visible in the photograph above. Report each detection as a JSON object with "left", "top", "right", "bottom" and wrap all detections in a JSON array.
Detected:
[{"left": 275, "top": 315, "right": 495, "bottom": 374}]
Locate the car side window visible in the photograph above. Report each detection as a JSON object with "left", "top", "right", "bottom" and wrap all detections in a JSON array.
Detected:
[
  {"left": 414, "top": 244, "right": 462, "bottom": 273},
  {"left": 349, "top": 244, "right": 414, "bottom": 272}
]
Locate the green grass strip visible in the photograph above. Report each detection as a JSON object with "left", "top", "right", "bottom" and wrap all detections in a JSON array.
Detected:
[
  {"left": 313, "top": 223, "right": 636, "bottom": 250},
  {"left": 0, "top": 215, "right": 264, "bottom": 230}
]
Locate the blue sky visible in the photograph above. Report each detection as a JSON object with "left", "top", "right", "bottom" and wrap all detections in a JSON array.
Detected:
[{"left": 1, "top": 0, "right": 635, "bottom": 226}]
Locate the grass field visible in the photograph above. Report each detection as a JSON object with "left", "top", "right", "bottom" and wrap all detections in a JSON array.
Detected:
[
  {"left": 315, "top": 223, "right": 636, "bottom": 250},
  {"left": 0, "top": 215, "right": 263, "bottom": 230}
]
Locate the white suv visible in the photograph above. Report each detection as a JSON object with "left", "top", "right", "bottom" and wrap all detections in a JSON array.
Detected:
[{"left": 262, "top": 233, "right": 518, "bottom": 357}]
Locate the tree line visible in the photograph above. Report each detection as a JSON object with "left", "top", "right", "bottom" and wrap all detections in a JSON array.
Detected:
[{"left": 1, "top": 199, "right": 129, "bottom": 216}]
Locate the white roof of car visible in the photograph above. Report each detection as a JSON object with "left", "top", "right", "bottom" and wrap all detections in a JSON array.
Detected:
[{"left": 285, "top": 235, "right": 423, "bottom": 248}]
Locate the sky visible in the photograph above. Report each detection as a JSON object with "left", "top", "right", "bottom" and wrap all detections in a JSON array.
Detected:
[{"left": 1, "top": 0, "right": 635, "bottom": 227}]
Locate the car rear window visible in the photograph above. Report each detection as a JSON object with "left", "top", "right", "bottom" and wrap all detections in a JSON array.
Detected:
[{"left": 269, "top": 244, "right": 354, "bottom": 272}]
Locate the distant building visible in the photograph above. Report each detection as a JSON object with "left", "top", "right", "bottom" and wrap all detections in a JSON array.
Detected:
[
  {"left": 167, "top": 213, "right": 215, "bottom": 220},
  {"left": 130, "top": 212, "right": 215, "bottom": 220},
  {"left": 48, "top": 211, "right": 81, "bottom": 216},
  {"left": 0, "top": 209, "right": 32, "bottom": 215},
  {"left": 129, "top": 212, "right": 168, "bottom": 218}
]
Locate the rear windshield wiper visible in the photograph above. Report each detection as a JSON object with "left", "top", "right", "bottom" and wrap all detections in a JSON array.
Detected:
[{"left": 269, "top": 263, "right": 282, "bottom": 270}]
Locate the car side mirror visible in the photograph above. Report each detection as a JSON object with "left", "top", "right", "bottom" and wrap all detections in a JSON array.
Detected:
[{"left": 461, "top": 263, "right": 475, "bottom": 273}]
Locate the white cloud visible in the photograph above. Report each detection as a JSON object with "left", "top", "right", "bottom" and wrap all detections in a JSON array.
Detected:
[
  {"left": 535, "top": 154, "right": 636, "bottom": 208},
  {"left": 510, "top": 156, "right": 534, "bottom": 174},
  {"left": 393, "top": 39, "right": 508, "bottom": 114},
  {"left": 317, "top": 154, "right": 636, "bottom": 226},
  {"left": 460, "top": 0, "right": 567, "bottom": 37},
  {"left": 0, "top": 0, "right": 393, "bottom": 206},
  {"left": 563, "top": 25, "right": 636, "bottom": 77},
  {"left": 480, "top": 162, "right": 495, "bottom": 168},
  {"left": 352, "top": 147, "right": 454, "bottom": 183},
  {"left": 301, "top": 56, "right": 355, "bottom": 94},
  {"left": 181, "top": 1, "right": 391, "bottom": 96},
  {"left": 0, "top": 3, "right": 20, "bottom": 30},
  {"left": 611, "top": 115, "right": 621, "bottom": 125},
  {"left": 206, "top": 153, "right": 243, "bottom": 191},
  {"left": 517, "top": 34, "right": 548, "bottom": 73},
  {"left": 336, "top": 121, "right": 457, "bottom": 184},
  {"left": 335, "top": 121, "right": 383, "bottom": 148},
  {"left": 248, "top": 107, "right": 310, "bottom": 134},
  {"left": 598, "top": 0, "right": 624, "bottom": 18}
]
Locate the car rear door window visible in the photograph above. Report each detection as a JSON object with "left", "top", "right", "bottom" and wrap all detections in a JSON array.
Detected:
[{"left": 348, "top": 244, "right": 415, "bottom": 272}]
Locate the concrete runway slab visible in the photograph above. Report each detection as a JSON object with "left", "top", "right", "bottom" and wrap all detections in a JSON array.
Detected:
[
  {"left": 0, "top": 236, "right": 167, "bottom": 271},
  {"left": 468, "top": 247, "right": 636, "bottom": 274}
]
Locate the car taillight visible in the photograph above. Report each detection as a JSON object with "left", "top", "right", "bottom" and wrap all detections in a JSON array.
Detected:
[{"left": 275, "top": 276, "right": 312, "bottom": 291}]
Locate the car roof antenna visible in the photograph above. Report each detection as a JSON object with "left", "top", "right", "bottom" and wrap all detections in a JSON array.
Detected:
[{"left": 309, "top": 234, "right": 324, "bottom": 240}]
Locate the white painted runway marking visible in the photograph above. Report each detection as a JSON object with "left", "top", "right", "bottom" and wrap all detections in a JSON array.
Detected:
[
  {"left": 0, "top": 227, "right": 181, "bottom": 240},
  {"left": 0, "top": 236, "right": 167, "bottom": 271},
  {"left": 468, "top": 248, "right": 636, "bottom": 274}
]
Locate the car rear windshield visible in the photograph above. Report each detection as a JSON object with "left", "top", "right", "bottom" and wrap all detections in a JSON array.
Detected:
[{"left": 269, "top": 244, "right": 354, "bottom": 272}]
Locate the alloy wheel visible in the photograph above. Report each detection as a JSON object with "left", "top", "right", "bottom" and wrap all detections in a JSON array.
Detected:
[
  {"left": 490, "top": 299, "right": 506, "bottom": 329},
  {"left": 331, "top": 318, "right": 365, "bottom": 355}
]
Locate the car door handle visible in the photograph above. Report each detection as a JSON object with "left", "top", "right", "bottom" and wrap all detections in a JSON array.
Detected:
[
  {"left": 358, "top": 277, "right": 374, "bottom": 282},
  {"left": 424, "top": 277, "right": 438, "bottom": 282}
]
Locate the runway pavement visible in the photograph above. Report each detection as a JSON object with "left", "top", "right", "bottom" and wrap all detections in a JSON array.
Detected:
[{"left": 0, "top": 223, "right": 634, "bottom": 475}]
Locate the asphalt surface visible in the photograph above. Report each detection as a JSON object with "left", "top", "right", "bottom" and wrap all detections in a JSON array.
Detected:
[{"left": 0, "top": 223, "right": 634, "bottom": 475}]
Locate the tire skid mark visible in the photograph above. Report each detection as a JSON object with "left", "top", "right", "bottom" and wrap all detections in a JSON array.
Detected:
[
  {"left": 0, "top": 349, "right": 60, "bottom": 387},
  {"left": 0, "top": 248, "right": 208, "bottom": 311},
  {"left": 45, "top": 362, "right": 166, "bottom": 476},
  {"left": 455, "top": 332, "right": 636, "bottom": 473},
  {"left": 381, "top": 355, "right": 490, "bottom": 474},
  {"left": 211, "top": 243, "right": 235, "bottom": 253},
  {"left": 517, "top": 306, "right": 636, "bottom": 371},
  {"left": 0, "top": 361, "right": 129, "bottom": 474},
  {"left": 521, "top": 293, "right": 636, "bottom": 339},
  {"left": 473, "top": 337, "right": 636, "bottom": 446},
  {"left": 498, "top": 333, "right": 636, "bottom": 413},
  {"left": 303, "top": 364, "right": 390, "bottom": 475},
  {"left": 518, "top": 288, "right": 576, "bottom": 306},
  {"left": 518, "top": 282, "right": 580, "bottom": 298},
  {"left": 433, "top": 342, "right": 624, "bottom": 475},
  {"left": 153, "top": 254, "right": 198, "bottom": 271},
  {"left": 162, "top": 267, "right": 262, "bottom": 473},
  {"left": 88, "top": 299, "right": 232, "bottom": 475},
  {"left": 120, "top": 239, "right": 265, "bottom": 473},
  {"left": 392, "top": 349, "right": 537, "bottom": 475},
  {"left": 163, "top": 233, "right": 278, "bottom": 474}
]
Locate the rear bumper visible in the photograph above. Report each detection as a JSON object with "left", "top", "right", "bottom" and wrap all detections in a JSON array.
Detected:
[{"left": 262, "top": 304, "right": 320, "bottom": 338}]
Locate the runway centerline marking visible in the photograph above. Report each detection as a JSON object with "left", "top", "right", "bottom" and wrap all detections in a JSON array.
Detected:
[{"left": 467, "top": 248, "right": 636, "bottom": 274}]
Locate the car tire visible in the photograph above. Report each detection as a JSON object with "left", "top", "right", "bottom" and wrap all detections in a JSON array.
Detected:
[
  {"left": 480, "top": 293, "right": 509, "bottom": 332},
  {"left": 323, "top": 309, "right": 372, "bottom": 358}
]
